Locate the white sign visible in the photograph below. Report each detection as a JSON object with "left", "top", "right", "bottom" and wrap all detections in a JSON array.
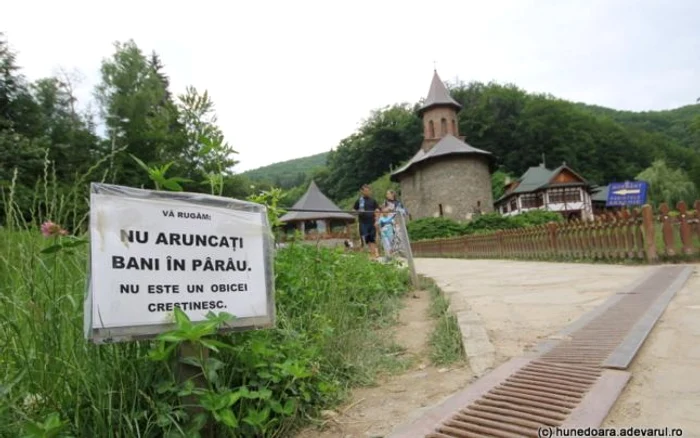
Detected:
[{"left": 85, "top": 183, "right": 275, "bottom": 343}]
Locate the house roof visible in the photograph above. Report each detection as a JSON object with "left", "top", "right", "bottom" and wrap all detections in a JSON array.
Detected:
[
  {"left": 591, "top": 184, "right": 609, "bottom": 202},
  {"left": 495, "top": 162, "right": 590, "bottom": 204},
  {"left": 389, "top": 134, "right": 493, "bottom": 182},
  {"left": 418, "top": 70, "right": 462, "bottom": 115},
  {"left": 279, "top": 180, "right": 355, "bottom": 222}
]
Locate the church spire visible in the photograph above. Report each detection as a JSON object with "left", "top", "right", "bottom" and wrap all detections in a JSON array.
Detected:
[{"left": 418, "top": 70, "right": 462, "bottom": 116}]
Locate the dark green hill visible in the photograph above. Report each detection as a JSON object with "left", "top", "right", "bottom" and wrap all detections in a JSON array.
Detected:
[
  {"left": 575, "top": 102, "right": 700, "bottom": 150},
  {"left": 240, "top": 152, "right": 329, "bottom": 188}
]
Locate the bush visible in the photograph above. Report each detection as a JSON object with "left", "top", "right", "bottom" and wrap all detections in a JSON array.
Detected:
[
  {"left": 0, "top": 225, "right": 410, "bottom": 437},
  {"left": 407, "top": 210, "right": 564, "bottom": 241},
  {"left": 406, "top": 217, "right": 468, "bottom": 240}
]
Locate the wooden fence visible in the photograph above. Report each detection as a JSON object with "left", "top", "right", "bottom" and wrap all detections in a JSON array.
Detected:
[{"left": 411, "top": 200, "right": 700, "bottom": 263}]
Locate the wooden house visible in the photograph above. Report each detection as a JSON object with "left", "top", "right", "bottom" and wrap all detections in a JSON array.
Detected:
[{"left": 494, "top": 162, "right": 594, "bottom": 221}]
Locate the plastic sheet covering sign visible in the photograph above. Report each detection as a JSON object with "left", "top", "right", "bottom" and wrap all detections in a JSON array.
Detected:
[
  {"left": 84, "top": 183, "right": 276, "bottom": 344},
  {"left": 606, "top": 181, "right": 649, "bottom": 207}
]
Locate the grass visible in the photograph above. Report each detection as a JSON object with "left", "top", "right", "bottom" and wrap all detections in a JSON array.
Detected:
[
  {"left": 422, "top": 277, "right": 465, "bottom": 366},
  {"left": 653, "top": 223, "right": 700, "bottom": 257},
  {"left": 0, "top": 177, "right": 413, "bottom": 437}
]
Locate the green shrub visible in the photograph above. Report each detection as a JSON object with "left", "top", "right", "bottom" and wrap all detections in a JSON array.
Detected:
[
  {"left": 464, "top": 213, "right": 522, "bottom": 233},
  {"left": 516, "top": 210, "right": 564, "bottom": 225},
  {"left": 407, "top": 210, "right": 564, "bottom": 242},
  {"left": 406, "top": 217, "right": 467, "bottom": 240}
]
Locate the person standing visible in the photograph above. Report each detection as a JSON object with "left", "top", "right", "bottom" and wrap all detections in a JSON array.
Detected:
[
  {"left": 383, "top": 190, "right": 408, "bottom": 255},
  {"left": 383, "top": 190, "right": 407, "bottom": 216},
  {"left": 378, "top": 206, "right": 396, "bottom": 262},
  {"left": 353, "top": 184, "right": 380, "bottom": 259}
]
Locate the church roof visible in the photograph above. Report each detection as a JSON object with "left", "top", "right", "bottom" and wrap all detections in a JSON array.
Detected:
[
  {"left": 418, "top": 70, "right": 462, "bottom": 115},
  {"left": 279, "top": 180, "right": 355, "bottom": 222},
  {"left": 389, "top": 134, "right": 492, "bottom": 182}
]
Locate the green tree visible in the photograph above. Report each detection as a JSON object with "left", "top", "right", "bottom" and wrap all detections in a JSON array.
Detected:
[
  {"left": 325, "top": 103, "right": 422, "bottom": 200},
  {"left": 176, "top": 86, "right": 238, "bottom": 191},
  {"left": 94, "top": 40, "right": 183, "bottom": 187},
  {"left": 636, "top": 159, "right": 697, "bottom": 208},
  {"left": 0, "top": 33, "right": 42, "bottom": 136},
  {"left": 491, "top": 170, "right": 513, "bottom": 201},
  {"left": 31, "top": 76, "right": 101, "bottom": 179}
]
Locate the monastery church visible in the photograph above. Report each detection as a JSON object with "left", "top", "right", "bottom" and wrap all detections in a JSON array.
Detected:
[{"left": 390, "top": 70, "right": 494, "bottom": 221}]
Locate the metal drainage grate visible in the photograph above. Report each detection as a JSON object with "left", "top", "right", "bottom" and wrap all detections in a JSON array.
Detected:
[
  {"left": 427, "top": 361, "right": 601, "bottom": 438},
  {"left": 539, "top": 265, "right": 689, "bottom": 367},
  {"left": 422, "top": 266, "right": 693, "bottom": 438}
]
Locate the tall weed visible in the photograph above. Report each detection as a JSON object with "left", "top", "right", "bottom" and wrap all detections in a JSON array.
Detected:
[{"left": 0, "top": 153, "right": 411, "bottom": 437}]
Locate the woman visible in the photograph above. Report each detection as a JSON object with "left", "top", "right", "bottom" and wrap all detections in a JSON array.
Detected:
[
  {"left": 382, "top": 190, "right": 408, "bottom": 256},
  {"left": 383, "top": 190, "right": 407, "bottom": 216}
]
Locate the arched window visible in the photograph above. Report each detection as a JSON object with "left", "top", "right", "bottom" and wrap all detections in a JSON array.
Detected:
[
  {"left": 440, "top": 118, "right": 447, "bottom": 136},
  {"left": 428, "top": 120, "right": 435, "bottom": 138},
  {"left": 451, "top": 119, "right": 457, "bottom": 135}
]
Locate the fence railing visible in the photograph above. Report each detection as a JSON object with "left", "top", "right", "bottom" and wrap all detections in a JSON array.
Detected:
[
  {"left": 279, "top": 230, "right": 352, "bottom": 242},
  {"left": 411, "top": 200, "right": 700, "bottom": 263}
]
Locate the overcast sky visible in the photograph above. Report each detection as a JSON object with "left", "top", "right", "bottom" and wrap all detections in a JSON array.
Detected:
[{"left": 4, "top": 0, "right": 699, "bottom": 172}]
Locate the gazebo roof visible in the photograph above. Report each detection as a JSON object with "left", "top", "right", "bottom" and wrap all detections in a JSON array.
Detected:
[{"left": 279, "top": 180, "right": 355, "bottom": 222}]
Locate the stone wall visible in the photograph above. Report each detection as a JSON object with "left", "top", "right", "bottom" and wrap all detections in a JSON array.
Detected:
[{"left": 399, "top": 155, "right": 494, "bottom": 221}]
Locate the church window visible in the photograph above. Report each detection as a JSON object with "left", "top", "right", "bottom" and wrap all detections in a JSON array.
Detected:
[
  {"left": 428, "top": 120, "right": 435, "bottom": 138},
  {"left": 451, "top": 119, "right": 457, "bottom": 135},
  {"left": 440, "top": 118, "right": 447, "bottom": 136}
]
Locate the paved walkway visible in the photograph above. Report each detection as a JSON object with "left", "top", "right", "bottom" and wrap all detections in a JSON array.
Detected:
[{"left": 414, "top": 258, "right": 700, "bottom": 431}]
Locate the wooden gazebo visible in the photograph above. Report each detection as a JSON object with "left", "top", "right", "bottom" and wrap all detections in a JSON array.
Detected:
[{"left": 279, "top": 181, "right": 355, "bottom": 239}]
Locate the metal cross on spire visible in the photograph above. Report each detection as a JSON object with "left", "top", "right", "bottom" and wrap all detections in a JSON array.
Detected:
[{"left": 433, "top": 60, "right": 437, "bottom": 71}]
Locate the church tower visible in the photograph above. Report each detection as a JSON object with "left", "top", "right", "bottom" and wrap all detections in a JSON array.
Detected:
[
  {"left": 418, "top": 70, "right": 463, "bottom": 152},
  {"left": 390, "top": 69, "right": 495, "bottom": 220}
]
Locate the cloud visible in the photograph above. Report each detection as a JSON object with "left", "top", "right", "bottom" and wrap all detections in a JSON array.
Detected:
[{"left": 4, "top": 0, "right": 699, "bottom": 171}]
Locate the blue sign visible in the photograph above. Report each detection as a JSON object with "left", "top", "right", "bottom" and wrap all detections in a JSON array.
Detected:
[{"left": 605, "top": 181, "right": 649, "bottom": 207}]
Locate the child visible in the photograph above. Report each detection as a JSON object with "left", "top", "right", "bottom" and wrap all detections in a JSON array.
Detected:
[{"left": 377, "top": 207, "right": 396, "bottom": 262}]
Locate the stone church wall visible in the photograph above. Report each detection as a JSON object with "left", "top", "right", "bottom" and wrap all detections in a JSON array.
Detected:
[{"left": 399, "top": 155, "right": 494, "bottom": 221}]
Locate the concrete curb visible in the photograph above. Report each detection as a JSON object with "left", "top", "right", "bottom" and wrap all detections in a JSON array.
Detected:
[
  {"left": 427, "top": 277, "right": 496, "bottom": 377},
  {"left": 604, "top": 265, "right": 695, "bottom": 369}
]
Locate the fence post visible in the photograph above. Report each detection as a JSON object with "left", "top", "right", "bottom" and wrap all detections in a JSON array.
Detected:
[
  {"left": 620, "top": 210, "right": 635, "bottom": 259},
  {"left": 547, "top": 222, "right": 558, "bottom": 258},
  {"left": 677, "top": 201, "right": 693, "bottom": 256},
  {"left": 495, "top": 230, "right": 504, "bottom": 258},
  {"left": 659, "top": 203, "right": 675, "bottom": 257},
  {"left": 395, "top": 214, "right": 419, "bottom": 289},
  {"left": 641, "top": 204, "right": 658, "bottom": 263},
  {"left": 695, "top": 201, "right": 700, "bottom": 242}
]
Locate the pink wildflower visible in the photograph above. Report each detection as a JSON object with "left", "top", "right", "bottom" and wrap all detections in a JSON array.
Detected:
[{"left": 40, "top": 221, "right": 68, "bottom": 238}]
